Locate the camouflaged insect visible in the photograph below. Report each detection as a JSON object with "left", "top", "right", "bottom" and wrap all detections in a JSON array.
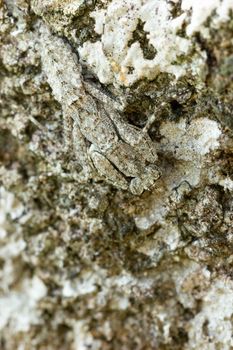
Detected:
[{"left": 39, "top": 24, "right": 161, "bottom": 195}]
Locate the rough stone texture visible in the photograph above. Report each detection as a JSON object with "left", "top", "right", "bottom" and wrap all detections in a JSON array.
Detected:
[{"left": 0, "top": 0, "right": 233, "bottom": 349}]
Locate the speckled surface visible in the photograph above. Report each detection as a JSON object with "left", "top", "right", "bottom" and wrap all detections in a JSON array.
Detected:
[{"left": 0, "top": 1, "right": 233, "bottom": 349}]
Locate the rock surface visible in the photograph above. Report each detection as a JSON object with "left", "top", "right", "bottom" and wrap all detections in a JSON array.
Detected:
[{"left": 0, "top": 0, "right": 233, "bottom": 349}]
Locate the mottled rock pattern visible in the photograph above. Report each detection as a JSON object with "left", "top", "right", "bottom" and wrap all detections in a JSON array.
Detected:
[{"left": 0, "top": 1, "right": 233, "bottom": 349}]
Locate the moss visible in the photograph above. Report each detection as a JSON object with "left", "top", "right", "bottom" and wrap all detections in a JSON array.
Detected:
[{"left": 0, "top": 1, "right": 233, "bottom": 349}]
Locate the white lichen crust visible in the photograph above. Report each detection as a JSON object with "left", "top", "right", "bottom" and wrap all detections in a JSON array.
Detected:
[
  {"left": 78, "top": 0, "right": 233, "bottom": 86},
  {"left": 0, "top": 0, "right": 233, "bottom": 349}
]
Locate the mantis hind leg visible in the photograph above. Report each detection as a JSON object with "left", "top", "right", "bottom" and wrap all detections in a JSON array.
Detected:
[
  {"left": 89, "top": 145, "right": 128, "bottom": 191},
  {"left": 72, "top": 119, "right": 94, "bottom": 179}
]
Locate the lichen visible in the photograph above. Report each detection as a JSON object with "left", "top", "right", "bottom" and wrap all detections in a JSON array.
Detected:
[{"left": 0, "top": 0, "right": 232, "bottom": 349}]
